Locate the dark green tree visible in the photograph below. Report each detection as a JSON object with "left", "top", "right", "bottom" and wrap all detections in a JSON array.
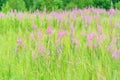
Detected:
[
  {"left": 93, "top": 0, "right": 111, "bottom": 9},
  {"left": 0, "top": 0, "right": 7, "bottom": 10}
]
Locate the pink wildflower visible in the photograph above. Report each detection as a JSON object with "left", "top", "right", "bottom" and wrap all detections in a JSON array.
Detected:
[
  {"left": 112, "top": 50, "right": 120, "bottom": 59},
  {"left": 46, "top": 26, "right": 54, "bottom": 35},
  {"left": 17, "top": 38, "right": 22, "bottom": 46},
  {"left": 0, "top": 13, "right": 5, "bottom": 18},
  {"left": 97, "top": 24, "right": 102, "bottom": 31},
  {"left": 37, "top": 30, "right": 43, "bottom": 38},
  {"left": 87, "top": 33, "right": 94, "bottom": 41},
  {"left": 39, "top": 45, "right": 45, "bottom": 54},
  {"left": 108, "top": 45, "right": 114, "bottom": 53},
  {"left": 17, "top": 13, "right": 23, "bottom": 21},
  {"left": 32, "top": 53, "right": 37, "bottom": 59},
  {"left": 58, "top": 30, "right": 68, "bottom": 38},
  {"left": 32, "top": 24, "right": 37, "bottom": 29},
  {"left": 109, "top": 8, "right": 115, "bottom": 15}
]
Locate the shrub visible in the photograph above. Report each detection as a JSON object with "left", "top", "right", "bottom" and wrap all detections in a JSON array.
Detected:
[
  {"left": 65, "top": 2, "right": 77, "bottom": 10},
  {"left": 1, "top": 2, "right": 12, "bottom": 13},
  {"left": 32, "top": 0, "right": 63, "bottom": 11},
  {"left": 52, "top": 0, "right": 64, "bottom": 10},
  {"left": 23, "top": 0, "right": 34, "bottom": 11},
  {"left": 112, "top": 0, "right": 119, "bottom": 5},
  {"left": 77, "top": 0, "right": 93, "bottom": 8},
  {"left": 93, "top": 0, "right": 112, "bottom": 9},
  {"left": 2, "top": 0, "right": 27, "bottom": 12},
  {"left": 115, "top": 1, "right": 120, "bottom": 10},
  {"left": 65, "top": 0, "right": 93, "bottom": 10},
  {"left": 0, "top": 0, "right": 7, "bottom": 10}
]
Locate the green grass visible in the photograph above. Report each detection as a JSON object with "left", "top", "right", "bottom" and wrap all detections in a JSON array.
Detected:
[{"left": 0, "top": 9, "right": 120, "bottom": 80}]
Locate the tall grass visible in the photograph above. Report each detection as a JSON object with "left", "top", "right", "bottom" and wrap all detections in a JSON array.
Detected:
[{"left": 0, "top": 8, "right": 120, "bottom": 80}]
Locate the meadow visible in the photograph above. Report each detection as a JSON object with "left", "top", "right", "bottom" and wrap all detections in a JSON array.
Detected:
[{"left": 0, "top": 8, "right": 120, "bottom": 80}]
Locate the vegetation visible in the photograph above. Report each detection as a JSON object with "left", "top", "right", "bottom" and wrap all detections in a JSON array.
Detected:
[
  {"left": 115, "top": 1, "right": 120, "bottom": 10},
  {"left": 0, "top": 0, "right": 120, "bottom": 12},
  {"left": 0, "top": 8, "right": 120, "bottom": 80}
]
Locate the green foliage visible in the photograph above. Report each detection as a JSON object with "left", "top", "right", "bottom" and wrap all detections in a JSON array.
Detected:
[
  {"left": 0, "top": 0, "right": 7, "bottom": 10},
  {"left": 32, "top": 0, "right": 63, "bottom": 11},
  {"left": 23, "top": 0, "right": 33, "bottom": 10},
  {"left": 84, "top": 0, "right": 93, "bottom": 7},
  {"left": 0, "top": 0, "right": 119, "bottom": 12},
  {"left": 75, "top": 0, "right": 93, "bottom": 8},
  {"left": 52, "top": 0, "right": 64, "bottom": 10},
  {"left": 2, "top": 0, "right": 27, "bottom": 12},
  {"left": 93, "top": 0, "right": 112, "bottom": 9},
  {"left": 0, "top": 9, "right": 120, "bottom": 79},
  {"left": 65, "top": 2, "right": 77, "bottom": 10},
  {"left": 112, "top": 0, "right": 119, "bottom": 4},
  {"left": 2, "top": 2, "right": 12, "bottom": 12},
  {"left": 65, "top": 0, "right": 93, "bottom": 10},
  {"left": 115, "top": 1, "right": 120, "bottom": 10}
]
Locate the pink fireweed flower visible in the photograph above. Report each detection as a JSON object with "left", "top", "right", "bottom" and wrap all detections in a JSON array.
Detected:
[
  {"left": 46, "top": 26, "right": 54, "bottom": 35},
  {"left": 32, "top": 24, "right": 37, "bottom": 29},
  {"left": 55, "top": 13, "right": 64, "bottom": 21},
  {"left": 58, "top": 30, "right": 68, "bottom": 38},
  {"left": 17, "top": 38, "right": 22, "bottom": 46},
  {"left": 87, "top": 33, "right": 95, "bottom": 41},
  {"left": 32, "top": 53, "right": 37, "bottom": 59},
  {"left": 94, "top": 13, "right": 100, "bottom": 19},
  {"left": 109, "top": 8, "right": 115, "bottom": 15},
  {"left": 17, "top": 13, "right": 23, "bottom": 21},
  {"left": 0, "top": 13, "right": 5, "bottom": 18},
  {"left": 112, "top": 50, "right": 120, "bottom": 59},
  {"left": 97, "top": 24, "right": 102, "bottom": 31},
  {"left": 85, "top": 16, "right": 92, "bottom": 23},
  {"left": 108, "top": 45, "right": 115, "bottom": 53},
  {"left": 96, "top": 34, "right": 104, "bottom": 42},
  {"left": 39, "top": 45, "right": 45, "bottom": 54},
  {"left": 37, "top": 30, "right": 43, "bottom": 38}
]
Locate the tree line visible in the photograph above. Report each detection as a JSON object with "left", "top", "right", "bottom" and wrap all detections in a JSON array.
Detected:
[{"left": 0, "top": 0, "right": 120, "bottom": 12}]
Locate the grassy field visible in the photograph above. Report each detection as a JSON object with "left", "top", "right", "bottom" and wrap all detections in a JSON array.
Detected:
[{"left": 0, "top": 8, "right": 120, "bottom": 80}]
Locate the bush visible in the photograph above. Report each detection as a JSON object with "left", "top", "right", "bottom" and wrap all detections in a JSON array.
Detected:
[
  {"left": 84, "top": 0, "right": 93, "bottom": 7},
  {"left": 93, "top": 0, "right": 111, "bottom": 9},
  {"left": 23, "top": 0, "right": 33, "bottom": 11},
  {"left": 65, "top": 2, "right": 77, "bottom": 10},
  {"left": 1, "top": 0, "right": 118, "bottom": 12},
  {"left": 32, "top": 0, "right": 63, "bottom": 11},
  {"left": 0, "top": 0, "right": 7, "bottom": 10},
  {"left": 115, "top": 1, "right": 120, "bottom": 10},
  {"left": 65, "top": 0, "right": 93, "bottom": 10},
  {"left": 112, "top": 0, "right": 119, "bottom": 5},
  {"left": 52, "top": 0, "right": 64, "bottom": 10},
  {"left": 2, "top": 0, "right": 27, "bottom": 12},
  {"left": 76, "top": 0, "right": 93, "bottom": 8},
  {"left": 2, "top": 2, "right": 12, "bottom": 12}
]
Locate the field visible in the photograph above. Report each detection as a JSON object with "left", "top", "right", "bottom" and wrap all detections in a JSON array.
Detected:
[{"left": 0, "top": 8, "right": 120, "bottom": 80}]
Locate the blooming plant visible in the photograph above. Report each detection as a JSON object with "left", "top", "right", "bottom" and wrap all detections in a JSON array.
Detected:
[{"left": 0, "top": 8, "right": 120, "bottom": 80}]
